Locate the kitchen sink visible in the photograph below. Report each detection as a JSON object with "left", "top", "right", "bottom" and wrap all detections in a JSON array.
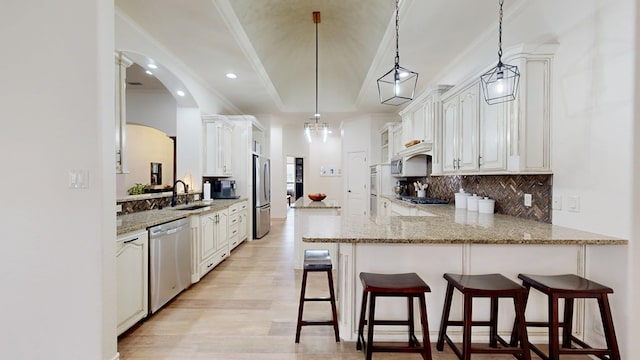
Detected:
[{"left": 175, "top": 204, "right": 211, "bottom": 211}]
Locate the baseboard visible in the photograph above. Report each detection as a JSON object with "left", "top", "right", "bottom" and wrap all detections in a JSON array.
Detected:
[{"left": 110, "top": 352, "right": 120, "bottom": 360}]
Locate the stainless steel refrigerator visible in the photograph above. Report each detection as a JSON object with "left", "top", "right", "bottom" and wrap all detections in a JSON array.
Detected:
[{"left": 253, "top": 154, "right": 271, "bottom": 238}]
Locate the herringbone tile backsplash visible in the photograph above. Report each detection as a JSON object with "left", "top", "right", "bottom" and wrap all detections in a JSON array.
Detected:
[{"left": 408, "top": 174, "right": 553, "bottom": 223}]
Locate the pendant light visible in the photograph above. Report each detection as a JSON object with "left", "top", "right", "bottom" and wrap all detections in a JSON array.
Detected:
[
  {"left": 304, "top": 11, "right": 329, "bottom": 143},
  {"left": 480, "top": 0, "right": 520, "bottom": 105},
  {"left": 377, "top": 0, "right": 418, "bottom": 106}
]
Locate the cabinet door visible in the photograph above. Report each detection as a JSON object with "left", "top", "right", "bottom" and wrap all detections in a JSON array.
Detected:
[
  {"left": 422, "top": 100, "right": 434, "bottom": 144},
  {"left": 200, "top": 213, "right": 216, "bottom": 260},
  {"left": 391, "top": 124, "right": 403, "bottom": 156},
  {"left": 441, "top": 98, "right": 458, "bottom": 173},
  {"left": 480, "top": 99, "right": 507, "bottom": 172},
  {"left": 222, "top": 124, "right": 233, "bottom": 175},
  {"left": 215, "top": 210, "right": 229, "bottom": 253},
  {"left": 116, "top": 231, "right": 148, "bottom": 335},
  {"left": 458, "top": 83, "right": 479, "bottom": 172},
  {"left": 238, "top": 210, "right": 248, "bottom": 241}
]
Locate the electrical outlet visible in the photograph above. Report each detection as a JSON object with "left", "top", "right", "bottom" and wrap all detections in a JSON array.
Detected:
[
  {"left": 524, "top": 193, "right": 532, "bottom": 207},
  {"left": 194, "top": 194, "right": 200, "bottom": 201},
  {"left": 116, "top": 204, "right": 122, "bottom": 213}
]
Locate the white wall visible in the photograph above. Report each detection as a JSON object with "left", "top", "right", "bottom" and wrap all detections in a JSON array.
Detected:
[
  {"left": 0, "top": 0, "right": 116, "bottom": 359},
  {"left": 127, "top": 89, "right": 177, "bottom": 136},
  {"left": 176, "top": 107, "right": 203, "bottom": 191},
  {"left": 270, "top": 126, "right": 287, "bottom": 219}
]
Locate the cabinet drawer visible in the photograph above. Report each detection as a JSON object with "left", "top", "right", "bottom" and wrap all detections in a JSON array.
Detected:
[{"left": 229, "top": 214, "right": 240, "bottom": 225}]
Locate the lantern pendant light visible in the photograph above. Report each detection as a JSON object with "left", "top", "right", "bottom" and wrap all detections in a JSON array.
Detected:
[
  {"left": 304, "top": 11, "right": 329, "bottom": 143},
  {"left": 377, "top": 0, "right": 418, "bottom": 106},
  {"left": 480, "top": 0, "right": 519, "bottom": 105}
]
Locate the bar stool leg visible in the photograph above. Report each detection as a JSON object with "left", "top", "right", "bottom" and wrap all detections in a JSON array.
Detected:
[
  {"left": 356, "top": 290, "right": 368, "bottom": 350},
  {"left": 514, "top": 293, "right": 531, "bottom": 360},
  {"left": 462, "top": 294, "right": 473, "bottom": 360},
  {"left": 489, "top": 297, "right": 498, "bottom": 348},
  {"left": 418, "top": 294, "right": 433, "bottom": 360},
  {"left": 598, "top": 294, "right": 621, "bottom": 360},
  {"left": 326, "top": 269, "right": 340, "bottom": 342},
  {"left": 436, "top": 283, "right": 454, "bottom": 351},
  {"left": 295, "top": 269, "right": 309, "bottom": 343},
  {"left": 548, "top": 294, "right": 560, "bottom": 360},
  {"left": 366, "top": 293, "right": 377, "bottom": 360},
  {"left": 407, "top": 296, "right": 417, "bottom": 346},
  {"left": 562, "top": 298, "right": 574, "bottom": 348}
]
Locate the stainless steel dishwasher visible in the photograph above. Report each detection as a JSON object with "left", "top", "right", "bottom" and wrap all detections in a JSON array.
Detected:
[{"left": 148, "top": 217, "right": 191, "bottom": 314}]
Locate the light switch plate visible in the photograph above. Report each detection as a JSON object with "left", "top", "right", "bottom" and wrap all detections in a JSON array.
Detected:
[
  {"left": 567, "top": 196, "right": 580, "bottom": 212},
  {"left": 552, "top": 196, "right": 562, "bottom": 210},
  {"left": 69, "top": 169, "right": 89, "bottom": 189},
  {"left": 194, "top": 194, "right": 200, "bottom": 201}
]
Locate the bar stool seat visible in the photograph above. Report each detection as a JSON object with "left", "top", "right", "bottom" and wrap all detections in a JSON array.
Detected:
[
  {"left": 295, "top": 249, "right": 339, "bottom": 343},
  {"left": 513, "top": 274, "right": 620, "bottom": 360},
  {"left": 356, "top": 272, "right": 432, "bottom": 360},
  {"left": 436, "top": 273, "right": 531, "bottom": 360}
]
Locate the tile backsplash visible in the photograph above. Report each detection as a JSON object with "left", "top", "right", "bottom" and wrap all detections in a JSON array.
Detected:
[{"left": 407, "top": 174, "right": 553, "bottom": 223}]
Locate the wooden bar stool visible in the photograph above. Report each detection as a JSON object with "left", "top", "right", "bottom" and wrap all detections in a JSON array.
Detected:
[
  {"left": 436, "top": 273, "right": 531, "bottom": 360},
  {"left": 512, "top": 274, "right": 620, "bottom": 360},
  {"left": 356, "top": 272, "right": 432, "bottom": 360},
  {"left": 295, "top": 249, "right": 339, "bottom": 343}
]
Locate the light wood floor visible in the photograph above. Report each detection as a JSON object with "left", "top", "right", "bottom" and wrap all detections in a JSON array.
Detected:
[{"left": 117, "top": 212, "right": 589, "bottom": 359}]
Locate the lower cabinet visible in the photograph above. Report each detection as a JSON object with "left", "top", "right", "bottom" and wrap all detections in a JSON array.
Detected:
[
  {"left": 191, "top": 209, "right": 230, "bottom": 282},
  {"left": 228, "top": 200, "right": 249, "bottom": 251},
  {"left": 116, "top": 229, "right": 148, "bottom": 335}
]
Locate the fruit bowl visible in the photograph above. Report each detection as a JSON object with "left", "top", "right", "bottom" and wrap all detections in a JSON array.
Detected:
[{"left": 308, "top": 193, "right": 327, "bottom": 201}]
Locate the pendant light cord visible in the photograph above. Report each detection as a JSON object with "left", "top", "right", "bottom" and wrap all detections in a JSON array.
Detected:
[
  {"left": 394, "top": 0, "right": 400, "bottom": 67},
  {"left": 315, "top": 16, "right": 319, "bottom": 123},
  {"left": 497, "top": 0, "right": 504, "bottom": 66}
]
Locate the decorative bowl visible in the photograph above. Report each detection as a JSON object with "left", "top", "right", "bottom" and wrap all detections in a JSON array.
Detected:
[{"left": 308, "top": 193, "right": 327, "bottom": 201}]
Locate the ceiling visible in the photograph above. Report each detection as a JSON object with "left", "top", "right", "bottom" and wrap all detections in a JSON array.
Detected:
[{"left": 116, "top": 0, "right": 515, "bottom": 125}]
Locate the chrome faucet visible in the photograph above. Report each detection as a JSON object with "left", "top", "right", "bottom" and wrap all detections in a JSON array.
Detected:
[{"left": 171, "top": 180, "right": 189, "bottom": 207}]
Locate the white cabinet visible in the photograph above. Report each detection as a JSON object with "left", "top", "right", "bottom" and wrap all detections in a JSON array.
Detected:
[
  {"left": 440, "top": 82, "right": 480, "bottom": 174},
  {"left": 379, "top": 123, "right": 394, "bottom": 164},
  {"left": 228, "top": 201, "right": 248, "bottom": 251},
  {"left": 116, "top": 229, "right": 148, "bottom": 335},
  {"left": 195, "top": 209, "right": 229, "bottom": 280},
  {"left": 434, "top": 45, "right": 555, "bottom": 175},
  {"left": 505, "top": 47, "right": 554, "bottom": 173},
  {"left": 479, "top": 100, "right": 508, "bottom": 172},
  {"left": 391, "top": 123, "right": 404, "bottom": 157},
  {"left": 203, "top": 116, "right": 233, "bottom": 177}
]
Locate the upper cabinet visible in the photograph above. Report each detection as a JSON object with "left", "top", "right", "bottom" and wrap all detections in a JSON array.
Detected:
[
  {"left": 440, "top": 82, "right": 480, "bottom": 174},
  {"left": 379, "top": 122, "right": 400, "bottom": 164},
  {"left": 203, "top": 115, "right": 233, "bottom": 177},
  {"left": 433, "top": 44, "right": 555, "bottom": 175}
]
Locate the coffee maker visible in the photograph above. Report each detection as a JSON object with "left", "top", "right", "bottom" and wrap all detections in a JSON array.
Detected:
[{"left": 212, "top": 179, "right": 238, "bottom": 199}]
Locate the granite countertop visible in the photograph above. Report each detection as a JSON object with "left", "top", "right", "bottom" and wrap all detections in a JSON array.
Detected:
[
  {"left": 302, "top": 204, "right": 627, "bottom": 245},
  {"left": 117, "top": 198, "right": 246, "bottom": 236},
  {"left": 291, "top": 197, "right": 341, "bottom": 209}
]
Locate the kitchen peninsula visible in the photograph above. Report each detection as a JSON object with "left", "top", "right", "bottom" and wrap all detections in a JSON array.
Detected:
[
  {"left": 291, "top": 197, "right": 341, "bottom": 269},
  {"left": 302, "top": 200, "right": 627, "bottom": 343}
]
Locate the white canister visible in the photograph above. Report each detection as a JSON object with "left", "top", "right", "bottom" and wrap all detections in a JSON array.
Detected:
[
  {"left": 203, "top": 181, "right": 211, "bottom": 200},
  {"left": 467, "top": 194, "right": 479, "bottom": 212},
  {"left": 417, "top": 189, "right": 426, "bottom": 198},
  {"left": 478, "top": 197, "right": 495, "bottom": 214},
  {"left": 454, "top": 192, "right": 471, "bottom": 209}
]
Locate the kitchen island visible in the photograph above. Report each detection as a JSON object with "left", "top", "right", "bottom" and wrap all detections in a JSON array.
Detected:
[
  {"left": 291, "top": 197, "right": 341, "bottom": 269},
  {"left": 302, "top": 205, "right": 627, "bottom": 344}
]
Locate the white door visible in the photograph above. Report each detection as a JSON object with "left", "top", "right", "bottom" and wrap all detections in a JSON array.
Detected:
[{"left": 346, "top": 151, "right": 368, "bottom": 216}]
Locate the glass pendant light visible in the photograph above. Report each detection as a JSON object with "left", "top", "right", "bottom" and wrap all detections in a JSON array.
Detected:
[
  {"left": 377, "top": 0, "right": 418, "bottom": 106},
  {"left": 480, "top": 0, "right": 519, "bottom": 105},
  {"left": 304, "top": 11, "right": 329, "bottom": 143}
]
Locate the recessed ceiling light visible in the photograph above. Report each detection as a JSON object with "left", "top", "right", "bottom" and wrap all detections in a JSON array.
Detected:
[
  {"left": 147, "top": 63, "right": 158, "bottom": 69},
  {"left": 176, "top": 90, "right": 185, "bottom": 97},
  {"left": 226, "top": 73, "right": 237, "bottom": 79},
  {"left": 145, "top": 70, "right": 153, "bottom": 75}
]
